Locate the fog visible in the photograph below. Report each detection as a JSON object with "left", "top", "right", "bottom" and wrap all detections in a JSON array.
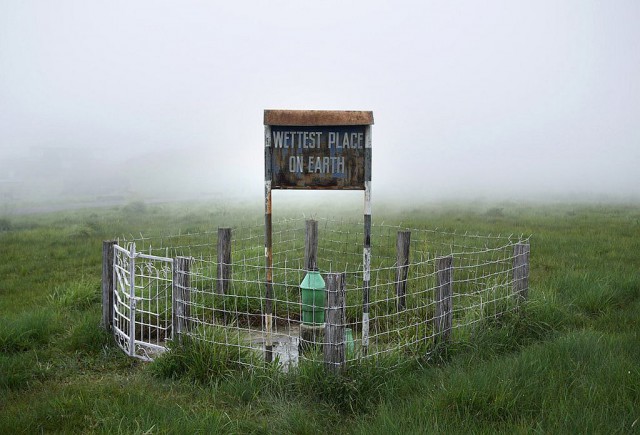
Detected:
[{"left": 1, "top": 1, "right": 639, "bottom": 209}]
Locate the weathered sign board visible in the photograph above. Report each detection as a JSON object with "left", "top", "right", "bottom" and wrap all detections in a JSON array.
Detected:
[
  {"left": 263, "top": 109, "right": 374, "bottom": 362},
  {"left": 264, "top": 110, "right": 373, "bottom": 190}
]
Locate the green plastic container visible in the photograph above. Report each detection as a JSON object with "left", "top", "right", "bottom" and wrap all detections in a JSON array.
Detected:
[{"left": 300, "top": 271, "right": 325, "bottom": 325}]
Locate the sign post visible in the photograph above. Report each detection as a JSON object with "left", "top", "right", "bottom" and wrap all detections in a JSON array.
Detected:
[{"left": 264, "top": 110, "right": 373, "bottom": 361}]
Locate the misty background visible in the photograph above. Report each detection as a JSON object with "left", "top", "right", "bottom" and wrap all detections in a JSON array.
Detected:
[{"left": 1, "top": 1, "right": 638, "bottom": 209}]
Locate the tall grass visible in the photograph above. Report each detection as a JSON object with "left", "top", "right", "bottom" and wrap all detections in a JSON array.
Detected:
[
  {"left": 0, "top": 309, "right": 63, "bottom": 353},
  {"left": 49, "top": 277, "right": 101, "bottom": 309},
  {"left": 150, "top": 325, "right": 256, "bottom": 383}
]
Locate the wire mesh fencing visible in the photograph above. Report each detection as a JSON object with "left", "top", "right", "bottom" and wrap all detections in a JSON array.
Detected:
[{"left": 106, "top": 217, "right": 530, "bottom": 371}]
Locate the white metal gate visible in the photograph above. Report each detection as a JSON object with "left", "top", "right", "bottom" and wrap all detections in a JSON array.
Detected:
[{"left": 113, "top": 243, "right": 173, "bottom": 361}]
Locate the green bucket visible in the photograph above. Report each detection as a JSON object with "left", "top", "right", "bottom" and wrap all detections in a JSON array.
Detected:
[{"left": 300, "top": 271, "right": 325, "bottom": 325}]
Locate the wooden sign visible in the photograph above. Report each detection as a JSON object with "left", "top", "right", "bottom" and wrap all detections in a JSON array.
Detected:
[{"left": 264, "top": 110, "right": 373, "bottom": 190}]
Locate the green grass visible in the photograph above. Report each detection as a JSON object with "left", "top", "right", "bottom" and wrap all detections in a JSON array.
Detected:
[
  {"left": 151, "top": 325, "right": 258, "bottom": 383},
  {"left": 49, "top": 277, "right": 101, "bottom": 309},
  {"left": 1, "top": 199, "right": 639, "bottom": 433}
]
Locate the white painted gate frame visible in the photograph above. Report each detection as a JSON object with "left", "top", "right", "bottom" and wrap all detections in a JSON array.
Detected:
[{"left": 112, "top": 243, "right": 173, "bottom": 361}]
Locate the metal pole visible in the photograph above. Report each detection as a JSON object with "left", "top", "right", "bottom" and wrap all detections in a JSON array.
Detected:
[
  {"left": 264, "top": 125, "right": 274, "bottom": 363},
  {"left": 362, "top": 124, "right": 372, "bottom": 355}
]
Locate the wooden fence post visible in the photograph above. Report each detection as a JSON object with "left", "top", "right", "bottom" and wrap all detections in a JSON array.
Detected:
[
  {"left": 304, "top": 219, "right": 318, "bottom": 271},
  {"left": 300, "top": 219, "right": 322, "bottom": 354},
  {"left": 324, "top": 273, "right": 346, "bottom": 373},
  {"left": 217, "top": 228, "right": 232, "bottom": 324},
  {"left": 101, "top": 240, "right": 117, "bottom": 331},
  {"left": 217, "top": 228, "right": 232, "bottom": 294},
  {"left": 173, "top": 256, "right": 192, "bottom": 342},
  {"left": 513, "top": 243, "right": 530, "bottom": 304},
  {"left": 396, "top": 230, "right": 411, "bottom": 311},
  {"left": 435, "top": 256, "right": 453, "bottom": 343}
]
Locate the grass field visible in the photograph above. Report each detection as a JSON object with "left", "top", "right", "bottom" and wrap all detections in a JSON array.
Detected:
[{"left": 1, "top": 199, "right": 639, "bottom": 433}]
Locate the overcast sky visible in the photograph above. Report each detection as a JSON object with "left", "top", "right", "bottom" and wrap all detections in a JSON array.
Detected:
[{"left": 1, "top": 1, "right": 638, "bottom": 203}]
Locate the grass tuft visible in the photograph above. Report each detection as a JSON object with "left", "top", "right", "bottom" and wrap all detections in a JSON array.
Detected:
[
  {"left": 150, "top": 326, "right": 256, "bottom": 383},
  {"left": 286, "top": 355, "right": 403, "bottom": 415},
  {"left": 0, "top": 351, "right": 53, "bottom": 390},
  {"left": 49, "top": 277, "right": 100, "bottom": 309},
  {"left": 65, "top": 312, "right": 111, "bottom": 354},
  {"left": 0, "top": 309, "right": 62, "bottom": 353},
  {"left": 471, "top": 304, "right": 557, "bottom": 357}
]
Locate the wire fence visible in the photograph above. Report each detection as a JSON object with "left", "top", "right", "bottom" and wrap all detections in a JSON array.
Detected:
[{"left": 106, "top": 217, "right": 530, "bottom": 370}]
